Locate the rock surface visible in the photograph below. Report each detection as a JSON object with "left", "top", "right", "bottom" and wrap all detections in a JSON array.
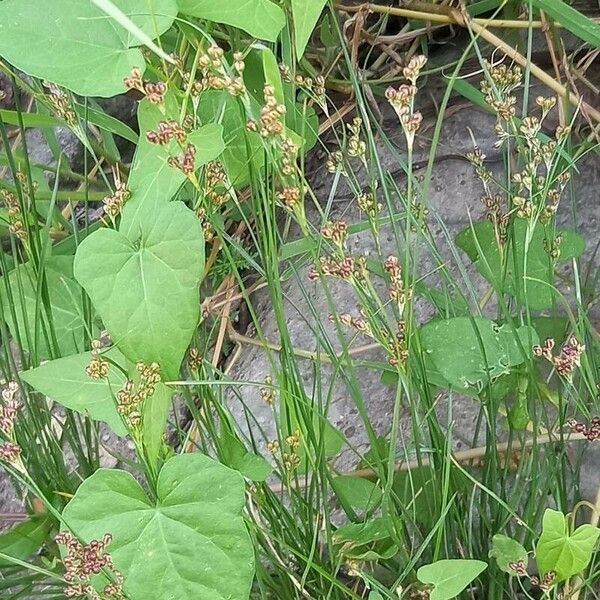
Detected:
[{"left": 224, "top": 98, "right": 600, "bottom": 499}]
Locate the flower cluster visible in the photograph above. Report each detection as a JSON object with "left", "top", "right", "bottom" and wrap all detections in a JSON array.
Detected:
[
  {"left": 0, "top": 382, "right": 21, "bottom": 466},
  {"left": 346, "top": 117, "right": 366, "bottom": 162},
  {"left": 311, "top": 256, "right": 355, "bottom": 281},
  {"left": 255, "top": 83, "right": 286, "bottom": 139},
  {"left": 102, "top": 183, "right": 130, "bottom": 219},
  {"left": 86, "top": 340, "right": 110, "bottom": 380},
  {"left": 277, "top": 186, "right": 302, "bottom": 208},
  {"left": 385, "top": 84, "right": 422, "bottom": 138},
  {"left": 204, "top": 161, "right": 230, "bottom": 207},
  {"left": 283, "top": 430, "right": 301, "bottom": 472},
  {"left": 336, "top": 312, "right": 372, "bottom": 336},
  {"left": 196, "top": 207, "right": 215, "bottom": 242},
  {"left": 387, "top": 320, "right": 408, "bottom": 368},
  {"left": 384, "top": 256, "right": 411, "bottom": 307},
  {"left": 0, "top": 382, "right": 19, "bottom": 437},
  {"left": 326, "top": 150, "right": 345, "bottom": 175},
  {"left": 0, "top": 189, "right": 26, "bottom": 242},
  {"left": 385, "top": 55, "right": 427, "bottom": 143},
  {"left": 187, "top": 347, "right": 202, "bottom": 371},
  {"left": 146, "top": 120, "right": 187, "bottom": 145},
  {"left": 357, "top": 192, "right": 381, "bottom": 220},
  {"left": 116, "top": 362, "right": 161, "bottom": 428},
  {"left": 168, "top": 143, "right": 196, "bottom": 177},
  {"left": 44, "top": 82, "right": 77, "bottom": 126},
  {"left": 480, "top": 61, "right": 522, "bottom": 122},
  {"left": 530, "top": 571, "right": 556, "bottom": 593},
  {"left": 508, "top": 560, "right": 528, "bottom": 577},
  {"left": 124, "top": 67, "right": 166, "bottom": 104},
  {"left": 533, "top": 336, "right": 585, "bottom": 378},
  {"left": 288, "top": 72, "right": 326, "bottom": 106},
  {"left": 55, "top": 532, "right": 124, "bottom": 599},
  {"left": 321, "top": 220, "right": 348, "bottom": 249},
  {"left": 187, "top": 46, "right": 245, "bottom": 96},
  {"left": 567, "top": 416, "right": 600, "bottom": 441},
  {"left": 261, "top": 375, "right": 275, "bottom": 406}
]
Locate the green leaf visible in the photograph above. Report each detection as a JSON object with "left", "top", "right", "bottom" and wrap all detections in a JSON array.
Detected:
[
  {"left": 417, "top": 559, "right": 487, "bottom": 600},
  {"left": 0, "top": 0, "right": 145, "bottom": 97},
  {"left": 419, "top": 317, "right": 538, "bottom": 390},
  {"left": 121, "top": 94, "right": 224, "bottom": 237},
  {"left": 20, "top": 347, "right": 172, "bottom": 441},
  {"left": 20, "top": 347, "right": 129, "bottom": 436},
  {"left": 75, "top": 103, "right": 139, "bottom": 144},
  {"left": 531, "top": 316, "right": 569, "bottom": 346},
  {"left": 0, "top": 110, "right": 63, "bottom": 129},
  {"left": 177, "top": 0, "right": 285, "bottom": 42},
  {"left": 530, "top": 0, "right": 600, "bottom": 47},
  {"left": 456, "top": 220, "right": 585, "bottom": 310},
  {"left": 536, "top": 509, "right": 600, "bottom": 582},
  {"left": 94, "top": 0, "right": 178, "bottom": 51},
  {"left": 74, "top": 201, "right": 204, "bottom": 380},
  {"left": 62, "top": 453, "right": 254, "bottom": 600},
  {"left": 333, "top": 517, "right": 399, "bottom": 561},
  {"left": 490, "top": 534, "right": 528, "bottom": 574},
  {"left": 197, "top": 91, "right": 264, "bottom": 188},
  {"left": 243, "top": 45, "right": 284, "bottom": 107},
  {"left": 1, "top": 256, "right": 87, "bottom": 359},
  {"left": 292, "top": 0, "right": 327, "bottom": 58},
  {"left": 334, "top": 518, "right": 394, "bottom": 548},
  {"left": 220, "top": 431, "right": 272, "bottom": 482},
  {"left": 0, "top": 517, "right": 50, "bottom": 567},
  {"left": 141, "top": 377, "right": 172, "bottom": 465},
  {"left": 332, "top": 476, "right": 382, "bottom": 511},
  {"left": 368, "top": 593, "right": 384, "bottom": 600}
]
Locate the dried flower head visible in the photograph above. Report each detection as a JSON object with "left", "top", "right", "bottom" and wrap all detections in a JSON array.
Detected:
[
  {"left": 187, "top": 347, "right": 202, "bottom": 371},
  {"left": 86, "top": 340, "right": 110, "bottom": 380},
  {"left": 277, "top": 186, "right": 302, "bottom": 208},
  {"left": 568, "top": 416, "right": 600, "bottom": 441},
  {"left": 534, "top": 335, "right": 585, "bottom": 378},
  {"left": 146, "top": 120, "right": 186, "bottom": 145},
  {"left": 260, "top": 84, "right": 286, "bottom": 138},
  {"left": 403, "top": 55, "right": 427, "bottom": 84},
  {"left": 102, "top": 184, "right": 130, "bottom": 218},
  {"left": 168, "top": 143, "right": 196, "bottom": 176},
  {"left": 261, "top": 376, "right": 276, "bottom": 406},
  {"left": 321, "top": 220, "right": 348, "bottom": 248},
  {"left": 56, "top": 532, "right": 124, "bottom": 599},
  {"left": 117, "top": 362, "right": 161, "bottom": 428},
  {"left": 0, "top": 382, "right": 19, "bottom": 437},
  {"left": 0, "top": 190, "right": 26, "bottom": 242}
]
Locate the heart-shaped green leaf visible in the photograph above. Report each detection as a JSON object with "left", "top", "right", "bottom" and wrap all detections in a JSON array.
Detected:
[
  {"left": 0, "top": 0, "right": 172, "bottom": 97},
  {"left": 292, "top": 0, "right": 327, "bottom": 58},
  {"left": 62, "top": 453, "right": 254, "bottom": 600},
  {"left": 74, "top": 201, "right": 204, "bottom": 379},
  {"left": 490, "top": 534, "right": 528, "bottom": 574},
  {"left": 332, "top": 476, "right": 382, "bottom": 511},
  {"left": 419, "top": 317, "right": 538, "bottom": 390},
  {"left": 220, "top": 432, "right": 272, "bottom": 482},
  {"left": 417, "top": 559, "right": 487, "bottom": 600},
  {"left": 536, "top": 509, "right": 600, "bottom": 582},
  {"left": 177, "top": 0, "right": 285, "bottom": 42},
  {"left": 456, "top": 220, "right": 585, "bottom": 310},
  {"left": 1, "top": 256, "right": 87, "bottom": 359},
  {"left": 121, "top": 94, "right": 224, "bottom": 237}
]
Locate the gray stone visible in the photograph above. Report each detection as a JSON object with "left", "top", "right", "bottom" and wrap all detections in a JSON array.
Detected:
[{"left": 224, "top": 99, "right": 600, "bottom": 500}]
